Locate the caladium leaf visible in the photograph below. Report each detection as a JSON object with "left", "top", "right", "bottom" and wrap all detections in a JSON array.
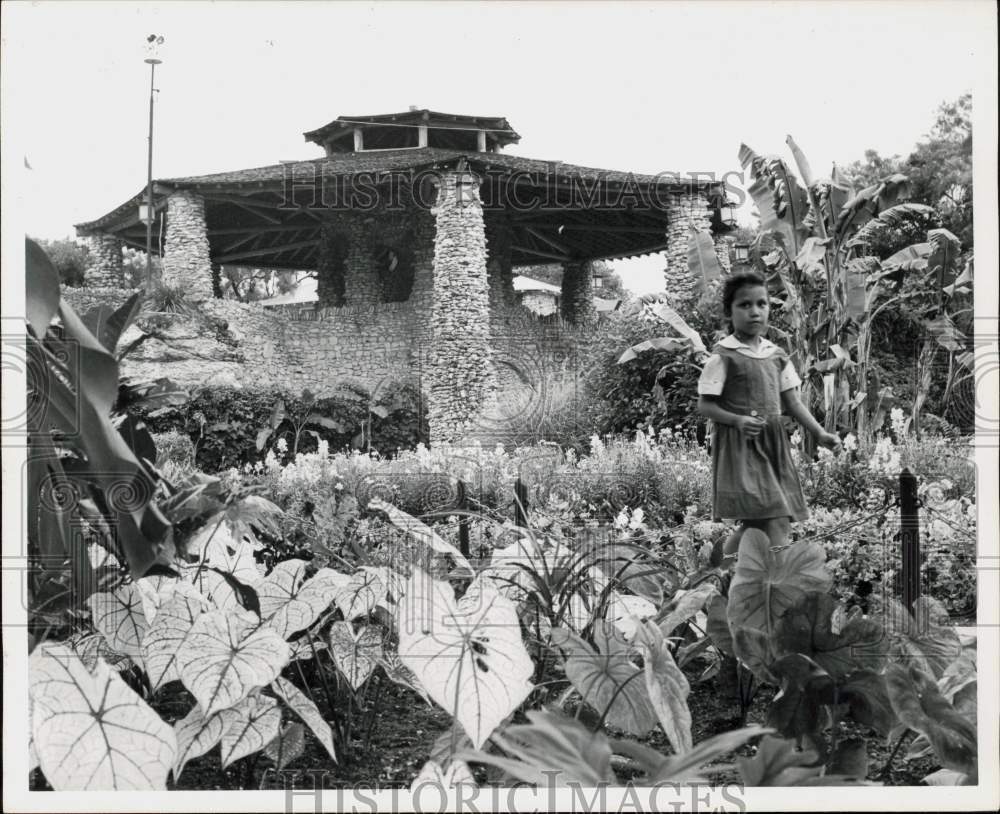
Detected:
[
  {"left": 728, "top": 530, "right": 831, "bottom": 641},
  {"left": 65, "top": 631, "right": 132, "bottom": 673},
  {"left": 604, "top": 592, "right": 657, "bottom": 641},
  {"left": 885, "top": 663, "right": 977, "bottom": 780},
  {"left": 329, "top": 622, "right": 383, "bottom": 690},
  {"left": 456, "top": 709, "right": 615, "bottom": 786},
  {"left": 737, "top": 735, "right": 873, "bottom": 786},
  {"left": 840, "top": 669, "right": 898, "bottom": 736},
  {"left": 657, "top": 582, "right": 719, "bottom": 637},
  {"left": 29, "top": 642, "right": 176, "bottom": 790},
  {"left": 379, "top": 651, "right": 433, "bottom": 707},
  {"left": 257, "top": 559, "right": 347, "bottom": 639},
  {"left": 632, "top": 621, "right": 692, "bottom": 753},
  {"left": 731, "top": 625, "right": 777, "bottom": 684},
  {"left": 550, "top": 623, "right": 656, "bottom": 736},
  {"left": 87, "top": 582, "right": 149, "bottom": 661},
  {"left": 272, "top": 676, "right": 337, "bottom": 761},
  {"left": 264, "top": 722, "right": 306, "bottom": 770},
  {"left": 219, "top": 693, "right": 282, "bottom": 769},
  {"left": 176, "top": 611, "right": 290, "bottom": 716},
  {"left": 172, "top": 703, "right": 240, "bottom": 779},
  {"left": 921, "top": 768, "right": 971, "bottom": 786},
  {"left": 765, "top": 654, "right": 836, "bottom": 743},
  {"left": 398, "top": 571, "right": 534, "bottom": 749},
  {"left": 773, "top": 593, "right": 885, "bottom": 678},
  {"left": 705, "top": 594, "right": 734, "bottom": 656},
  {"left": 336, "top": 566, "right": 388, "bottom": 620},
  {"left": 142, "top": 591, "right": 209, "bottom": 690}
]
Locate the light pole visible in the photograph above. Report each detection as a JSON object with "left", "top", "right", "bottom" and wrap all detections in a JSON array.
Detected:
[{"left": 143, "top": 35, "right": 163, "bottom": 291}]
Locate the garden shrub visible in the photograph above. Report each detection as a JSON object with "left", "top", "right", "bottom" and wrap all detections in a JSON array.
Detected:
[{"left": 137, "top": 383, "right": 428, "bottom": 473}]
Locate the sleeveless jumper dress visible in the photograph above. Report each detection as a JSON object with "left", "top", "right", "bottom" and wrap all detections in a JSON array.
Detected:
[{"left": 708, "top": 344, "right": 809, "bottom": 523}]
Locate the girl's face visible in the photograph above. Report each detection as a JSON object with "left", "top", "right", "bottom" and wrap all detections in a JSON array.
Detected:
[{"left": 728, "top": 284, "right": 770, "bottom": 339}]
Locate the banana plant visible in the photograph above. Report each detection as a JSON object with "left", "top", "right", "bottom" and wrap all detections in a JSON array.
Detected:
[{"left": 739, "top": 138, "right": 972, "bottom": 444}]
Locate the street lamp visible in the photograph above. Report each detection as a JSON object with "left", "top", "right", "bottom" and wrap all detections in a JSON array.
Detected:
[{"left": 142, "top": 35, "right": 164, "bottom": 291}]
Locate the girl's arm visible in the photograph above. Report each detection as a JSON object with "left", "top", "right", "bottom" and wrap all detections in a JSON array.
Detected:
[
  {"left": 781, "top": 389, "right": 842, "bottom": 449},
  {"left": 697, "top": 396, "right": 765, "bottom": 438}
]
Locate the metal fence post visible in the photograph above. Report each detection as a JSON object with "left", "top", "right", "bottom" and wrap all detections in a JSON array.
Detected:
[{"left": 899, "top": 468, "right": 920, "bottom": 610}]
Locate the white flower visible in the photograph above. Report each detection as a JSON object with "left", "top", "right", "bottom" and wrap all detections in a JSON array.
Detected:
[
  {"left": 276, "top": 436, "right": 288, "bottom": 454},
  {"left": 628, "top": 508, "right": 645, "bottom": 530},
  {"left": 843, "top": 433, "right": 858, "bottom": 452},
  {"left": 790, "top": 430, "right": 802, "bottom": 447}
]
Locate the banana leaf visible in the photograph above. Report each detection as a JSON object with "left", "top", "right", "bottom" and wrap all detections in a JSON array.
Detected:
[{"left": 686, "top": 228, "right": 723, "bottom": 290}]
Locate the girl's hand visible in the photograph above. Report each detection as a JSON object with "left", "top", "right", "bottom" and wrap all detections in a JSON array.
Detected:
[
  {"left": 818, "top": 431, "right": 842, "bottom": 451},
  {"left": 737, "top": 415, "right": 766, "bottom": 439}
]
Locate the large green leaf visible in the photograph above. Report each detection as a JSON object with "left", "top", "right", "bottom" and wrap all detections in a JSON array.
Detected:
[
  {"left": 765, "top": 654, "right": 836, "bottom": 742},
  {"left": 175, "top": 610, "right": 290, "bottom": 716},
  {"left": 927, "top": 228, "right": 961, "bottom": 277},
  {"left": 550, "top": 623, "right": 656, "bottom": 736},
  {"left": 728, "top": 530, "right": 832, "bottom": 642},
  {"left": 398, "top": 572, "right": 534, "bottom": 749},
  {"left": 737, "top": 735, "right": 873, "bottom": 786},
  {"left": 773, "top": 593, "right": 885, "bottom": 679},
  {"left": 739, "top": 145, "right": 809, "bottom": 256},
  {"left": 264, "top": 722, "right": 306, "bottom": 770},
  {"left": 846, "top": 203, "right": 939, "bottom": 248},
  {"left": 271, "top": 676, "right": 337, "bottom": 761},
  {"left": 687, "top": 228, "right": 723, "bottom": 290},
  {"left": 26, "top": 237, "right": 61, "bottom": 338},
  {"left": 885, "top": 663, "right": 977, "bottom": 780},
  {"left": 456, "top": 709, "right": 615, "bottom": 786},
  {"left": 882, "top": 597, "right": 962, "bottom": 679},
  {"left": 378, "top": 651, "right": 433, "bottom": 706},
  {"left": 731, "top": 626, "right": 777, "bottom": 683},
  {"left": 411, "top": 758, "right": 476, "bottom": 789},
  {"left": 329, "top": 621, "right": 383, "bottom": 690},
  {"left": 705, "top": 593, "right": 734, "bottom": 656},
  {"left": 649, "top": 301, "right": 709, "bottom": 357},
  {"left": 621, "top": 724, "right": 771, "bottom": 784},
  {"left": 840, "top": 670, "right": 898, "bottom": 736},
  {"left": 335, "top": 566, "right": 388, "bottom": 620},
  {"left": 632, "top": 621, "right": 692, "bottom": 753},
  {"left": 81, "top": 292, "right": 143, "bottom": 355},
  {"left": 656, "top": 582, "right": 718, "bottom": 637},
  {"left": 219, "top": 693, "right": 282, "bottom": 769},
  {"left": 617, "top": 337, "right": 690, "bottom": 364},
  {"left": 30, "top": 642, "right": 176, "bottom": 789}
]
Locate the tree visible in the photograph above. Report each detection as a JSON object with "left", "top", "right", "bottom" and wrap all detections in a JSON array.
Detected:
[
  {"left": 219, "top": 267, "right": 311, "bottom": 302},
  {"left": 31, "top": 238, "right": 89, "bottom": 287}
]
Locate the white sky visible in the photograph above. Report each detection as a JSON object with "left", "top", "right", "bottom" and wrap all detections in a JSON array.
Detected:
[{"left": 1, "top": 0, "right": 995, "bottom": 293}]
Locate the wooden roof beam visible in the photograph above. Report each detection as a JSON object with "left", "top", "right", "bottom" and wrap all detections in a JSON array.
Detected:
[
  {"left": 510, "top": 244, "right": 570, "bottom": 262},
  {"left": 215, "top": 238, "right": 319, "bottom": 265}
]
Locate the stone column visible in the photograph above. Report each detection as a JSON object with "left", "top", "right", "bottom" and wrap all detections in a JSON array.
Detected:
[
  {"left": 484, "top": 212, "right": 515, "bottom": 309},
  {"left": 560, "top": 261, "right": 597, "bottom": 326},
  {"left": 344, "top": 217, "right": 380, "bottom": 307},
  {"left": 316, "top": 219, "right": 347, "bottom": 307},
  {"left": 663, "top": 190, "right": 714, "bottom": 309},
  {"left": 428, "top": 172, "right": 494, "bottom": 445},
  {"left": 162, "top": 191, "right": 213, "bottom": 301},
  {"left": 83, "top": 235, "right": 124, "bottom": 288}
]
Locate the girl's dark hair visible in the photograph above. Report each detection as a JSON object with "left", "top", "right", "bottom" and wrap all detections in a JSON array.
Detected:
[{"left": 721, "top": 270, "right": 767, "bottom": 315}]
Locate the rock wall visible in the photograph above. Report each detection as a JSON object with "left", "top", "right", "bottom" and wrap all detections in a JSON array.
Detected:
[
  {"left": 662, "top": 191, "right": 726, "bottom": 309},
  {"left": 561, "top": 261, "right": 597, "bottom": 326},
  {"left": 162, "top": 191, "right": 213, "bottom": 301},
  {"left": 84, "top": 236, "right": 125, "bottom": 288},
  {"left": 427, "top": 172, "right": 493, "bottom": 444}
]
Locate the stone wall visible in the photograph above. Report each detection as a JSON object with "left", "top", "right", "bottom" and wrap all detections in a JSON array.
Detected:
[
  {"left": 427, "top": 172, "right": 493, "bottom": 444},
  {"left": 162, "top": 191, "right": 213, "bottom": 301},
  {"left": 662, "top": 191, "right": 718, "bottom": 309},
  {"left": 561, "top": 261, "right": 597, "bottom": 326},
  {"left": 84, "top": 235, "right": 125, "bottom": 288}
]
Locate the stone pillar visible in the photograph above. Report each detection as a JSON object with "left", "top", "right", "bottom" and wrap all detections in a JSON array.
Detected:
[
  {"left": 344, "top": 217, "right": 380, "bottom": 307},
  {"left": 428, "top": 172, "right": 494, "bottom": 445},
  {"left": 560, "top": 261, "right": 597, "bottom": 326},
  {"left": 162, "top": 191, "right": 213, "bottom": 301},
  {"left": 663, "top": 190, "right": 714, "bottom": 309},
  {"left": 210, "top": 262, "right": 223, "bottom": 299},
  {"left": 484, "top": 213, "right": 515, "bottom": 309},
  {"left": 316, "top": 220, "right": 347, "bottom": 307},
  {"left": 83, "top": 235, "right": 124, "bottom": 287}
]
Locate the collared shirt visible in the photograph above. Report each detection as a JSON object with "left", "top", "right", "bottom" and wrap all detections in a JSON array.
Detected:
[{"left": 697, "top": 334, "right": 802, "bottom": 396}]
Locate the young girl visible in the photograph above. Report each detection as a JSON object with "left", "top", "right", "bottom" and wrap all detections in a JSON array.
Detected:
[{"left": 697, "top": 271, "right": 841, "bottom": 560}]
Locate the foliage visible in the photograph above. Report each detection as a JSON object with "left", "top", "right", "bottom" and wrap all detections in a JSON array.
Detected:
[
  {"left": 135, "top": 383, "right": 427, "bottom": 473},
  {"left": 30, "top": 237, "right": 90, "bottom": 287}
]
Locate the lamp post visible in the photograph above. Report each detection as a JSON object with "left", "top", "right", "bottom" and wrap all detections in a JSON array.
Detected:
[{"left": 143, "top": 35, "right": 163, "bottom": 291}]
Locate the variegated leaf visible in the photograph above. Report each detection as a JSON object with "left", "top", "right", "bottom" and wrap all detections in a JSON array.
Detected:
[
  {"left": 30, "top": 643, "right": 176, "bottom": 790},
  {"left": 633, "top": 621, "right": 693, "bottom": 753},
  {"left": 87, "top": 582, "right": 148, "bottom": 660},
  {"left": 336, "top": 566, "right": 388, "bottom": 620},
  {"left": 173, "top": 703, "right": 240, "bottom": 779},
  {"left": 272, "top": 676, "right": 336, "bottom": 761},
  {"left": 175, "top": 611, "right": 290, "bottom": 716},
  {"left": 219, "top": 693, "right": 282, "bottom": 768},
  {"left": 398, "top": 572, "right": 534, "bottom": 749},
  {"left": 411, "top": 758, "right": 476, "bottom": 790},
  {"left": 257, "top": 559, "right": 347, "bottom": 639},
  {"left": 142, "top": 591, "right": 209, "bottom": 690},
  {"left": 378, "top": 651, "right": 433, "bottom": 707},
  {"left": 264, "top": 722, "right": 306, "bottom": 770},
  {"left": 329, "top": 622, "right": 383, "bottom": 690}
]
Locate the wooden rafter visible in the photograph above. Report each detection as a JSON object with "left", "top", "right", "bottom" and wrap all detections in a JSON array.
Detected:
[
  {"left": 215, "top": 238, "right": 319, "bottom": 265},
  {"left": 510, "top": 244, "right": 570, "bottom": 262}
]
